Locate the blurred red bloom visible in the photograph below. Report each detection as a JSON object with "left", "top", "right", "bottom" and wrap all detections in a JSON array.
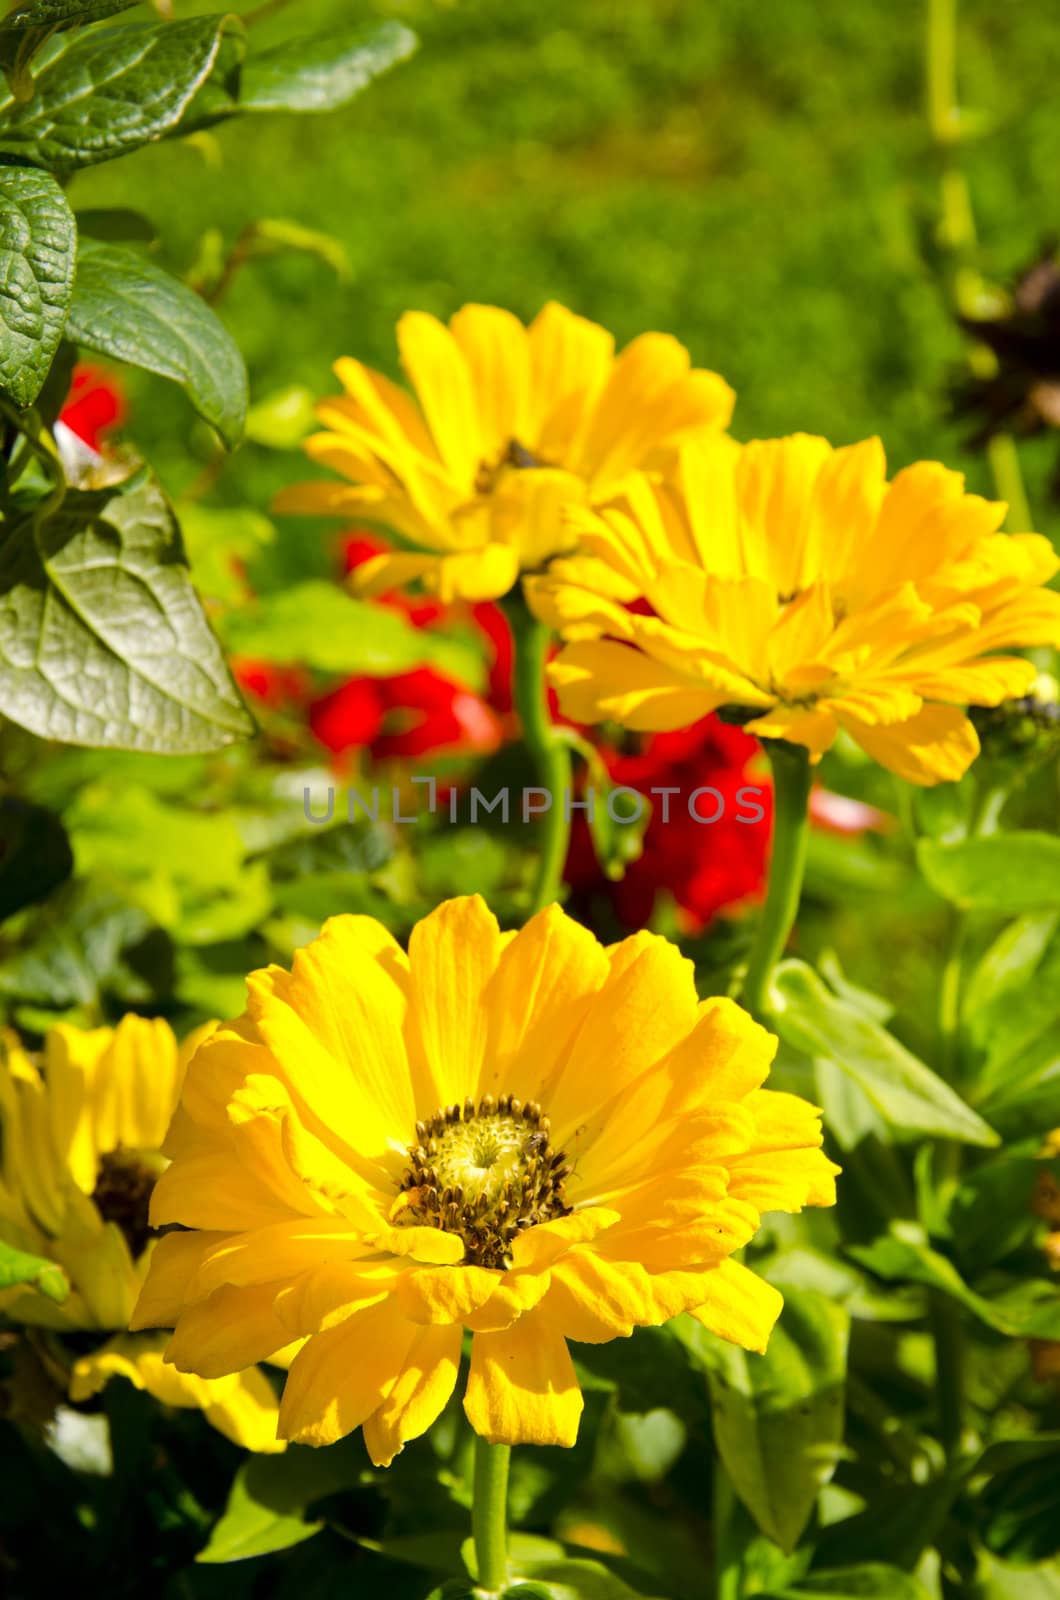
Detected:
[
  {"left": 309, "top": 668, "right": 501, "bottom": 764},
  {"left": 565, "top": 716, "right": 772, "bottom": 934},
  {"left": 231, "top": 660, "right": 312, "bottom": 710},
  {"left": 58, "top": 364, "right": 126, "bottom": 452}
]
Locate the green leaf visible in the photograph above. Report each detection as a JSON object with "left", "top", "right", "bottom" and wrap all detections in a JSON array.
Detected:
[
  {"left": 704, "top": 1288, "right": 849, "bottom": 1554},
  {"left": 508, "top": 1557, "right": 665, "bottom": 1600},
  {"left": 770, "top": 959, "right": 999, "bottom": 1148},
  {"left": 243, "top": 383, "right": 316, "bottom": 450},
  {"left": 196, "top": 1471, "right": 322, "bottom": 1564},
  {"left": 220, "top": 579, "right": 474, "bottom": 679},
  {"left": 0, "top": 794, "right": 72, "bottom": 919},
  {"left": 0, "top": 166, "right": 76, "bottom": 408},
  {"left": 0, "top": 0, "right": 139, "bottom": 30},
  {"left": 849, "top": 1226, "right": 1060, "bottom": 1338},
  {"left": 761, "top": 1566, "right": 934, "bottom": 1599},
  {"left": 918, "top": 834, "right": 1060, "bottom": 913},
  {"left": 973, "top": 1551, "right": 1060, "bottom": 1599},
  {"left": 0, "top": 1236, "right": 68, "bottom": 1302},
  {"left": 0, "top": 878, "right": 158, "bottom": 1009},
  {"left": 197, "top": 1442, "right": 365, "bottom": 1564},
  {"left": 0, "top": 16, "right": 245, "bottom": 172},
  {"left": 74, "top": 206, "right": 156, "bottom": 244},
  {"left": 67, "top": 241, "right": 246, "bottom": 446},
  {"left": 0, "top": 478, "right": 254, "bottom": 752},
  {"left": 239, "top": 20, "right": 416, "bottom": 114}
]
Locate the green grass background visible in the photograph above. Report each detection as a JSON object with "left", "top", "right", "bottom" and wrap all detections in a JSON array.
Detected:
[{"left": 71, "top": 0, "right": 1060, "bottom": 553}]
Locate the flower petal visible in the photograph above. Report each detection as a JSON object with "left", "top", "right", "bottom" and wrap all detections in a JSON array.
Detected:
[
  {"left": 363, "top": 1323, "right": 463, "bottom": 1467},
  {"left": 465, "top": 1315, "right": 583, "bottom": 1447}
]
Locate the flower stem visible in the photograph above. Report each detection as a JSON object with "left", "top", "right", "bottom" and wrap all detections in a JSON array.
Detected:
[
  {"left": 472, "top": 1438, "right": 511, "bottom": 1593},
  {"left": 741, "top": 739, "right": 813, "bottom": 1019},
  {"left": 505, "top": 592, "right": 572, "bottom": 914}
]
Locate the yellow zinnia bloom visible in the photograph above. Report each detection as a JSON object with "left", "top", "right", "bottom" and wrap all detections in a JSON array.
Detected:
[
  {"left": 274, "top": 302, "right": 734, "bottom": 602},
  {"left": 131, "top": 897, "right": 837, "bottom": 1462},
  {"left": 531, "top": 434, "right": 1060, "bottom": 784},
  {"left": 0, "top": 1018, "right": 283, "bottom": 1453}
]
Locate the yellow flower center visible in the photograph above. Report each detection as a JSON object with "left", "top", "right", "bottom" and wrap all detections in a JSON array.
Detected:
[
  {"left": 398, "top": 1094, "right": 572, "bottom": 1269},
  {"left": 91, "top": 1149, "right": 159, "bottom": 1259}
]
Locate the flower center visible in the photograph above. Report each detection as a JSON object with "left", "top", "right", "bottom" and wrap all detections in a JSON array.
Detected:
[
  {"left": 91, "top": 1149, "right": 158, "bottom": 1260},
  {"left": 474, "top": 438, "right": 546, "bottom": 495},
  {"left": 397, "top": 1095, "right": 572, "bottom": 1269}
]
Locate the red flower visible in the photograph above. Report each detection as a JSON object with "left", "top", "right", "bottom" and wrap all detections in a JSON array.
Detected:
[
  {"left": 58, "top": 364, "right": 125, "bottom": 452},
  {"left": 565, "top": 716, "right": 772, "bottom": 933},
  {"left": 308, "top": 668, "right": 501, "bottom": 766},
  {"left": 231, "top": 659, "right": 312, "bottom": 710}
]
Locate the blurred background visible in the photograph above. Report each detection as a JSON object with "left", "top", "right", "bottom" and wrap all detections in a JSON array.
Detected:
[{"left": 70, "top": 0, "right": 1060, "bottom": 521}]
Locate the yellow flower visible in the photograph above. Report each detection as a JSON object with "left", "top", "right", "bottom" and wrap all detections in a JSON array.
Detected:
[
  {"left": 274, "top": 302, "right": 734, "bottom": 602},
  {"left": 0, "top": 1019, "right": 283, "bottom": 1453},
  {"left": 531, "top": 434, "right": 1060, "bottom": 784},
  {"left": 131, "top": 897, "right": 837, "bottom": 1463}
]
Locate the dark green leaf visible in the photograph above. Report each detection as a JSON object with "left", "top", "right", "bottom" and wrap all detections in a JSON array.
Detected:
[
  {"left": 761, "top": 1566, "right": 934, "bottom": 1599},
  {"left": 0, "top": 794, "right": 72, "bottom": 918},
  {"left": 0, "top": 166, "right": 75, "bottom": 407},
  {"left": 770, "top": 959, "right": 998, "bottom": 1147},
  {"left": 0, "top": 478, "right": 254, "bottom": 751},
  {"left": 0, "top": 17, "right": 245, "bottom": 172},
  {"left": 849, "top": 1228, "right": 1060, "bottom": 1338},
  {"left": 0, "top": 0, "right": 138, "bottom": 31},
  {"left": 0, "top": 878, "right": 158, "bottom": 1008},
  {"left": 978, "top": 1454, "right": 1060, "bottom": 1563},
  {"left": 0, "top": 1236, "right": 68, "bottom": 1301},
  {"left": 704, "top": 1288, "right": 848, "bottom": 1554},
  {"left": 239, "top": 21, "right": 416, "bottom": 114},
  {"left": 918, "top": 834, "right": 1060, "bottom": 913},
  {"left": 67, "top": 240, "right": 246, "bottom": 446},
  {"left": 74, "top": 206, "right": 156, "bottom": 244}
]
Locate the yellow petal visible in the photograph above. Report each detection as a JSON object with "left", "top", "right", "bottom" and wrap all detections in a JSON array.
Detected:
[
  {"left": 839, "top": 702, "right": 979, "bottom": 784},
  {"left": 406, "top": 895, "right": 503, "bottom": 1112},
  {"left": 548, "top": 641, "right": 728, "bottom": 731},
  {"left": 278, "top": 1297, "right": 417, "bottom": 1447},
  {"left": 363, "top": 1323, "right": 463, "bottom": 1467},
  {"left": 465, "top": 1315, "right": 582, "bottom": 1447},
  {"left": 450, "top": 303, "right": 532, "bottom": 462},
  {"left": 130, "top": 1230, "right": 224, "bottom": 1330},
  {"left": 527, "top": 301, "right": 614, "bottom": 464},
  {"left": 480, "top": 904, "right": 611, "bottom": 1107},
  {"left": 687, "top": 1258, "right": 784, "bottom": 1353},
  {"left": 166, "top": 1281, "right": 297, "bottom": 1377},
  {"left": 70, "top": 1334, "right": 284, "bottom": 1453},
  {"left": 398, "top": 311, "right": 482, "bottom": 487}
]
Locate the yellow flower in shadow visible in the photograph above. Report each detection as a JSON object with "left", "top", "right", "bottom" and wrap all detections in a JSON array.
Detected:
[
  {"left": 132, "top": 897, "right": 837, "bottom": 1464},
  {"left": 532, "top": 434, "right": 1060, "bottom": 784},
  {"left": 0, "top": 1018, "right": 283, "bottom": 1453},
  {"left": 275, "top": 302, "right": 734, "bottom": 602}
]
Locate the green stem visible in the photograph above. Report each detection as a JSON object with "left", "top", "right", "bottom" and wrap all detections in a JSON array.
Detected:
[
  {"left": 472, "top": 1438, "right": 510, "bottom": 1593},
  {"left": 741, "top": 739, "right": 813, "bottom": 1019},
  {"left": 929, "top": 1288, "right": 965, "bottom": 1462},
  {"left": 506, "top": 592, "right": 572, "bottom": 915}
]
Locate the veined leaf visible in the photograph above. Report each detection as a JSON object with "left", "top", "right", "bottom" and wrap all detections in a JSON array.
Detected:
[
  {"left": 0, "top": 166, "right": 75, "bottom": 407},
  {"left": 0, "top": 0, "right": 139, "bottom": 30},
  {"left": 770, "top": 959, "right": 999, "bottom": 1148},
  {"left": 67, "top": 240, "right": 247, "bottom": 446},
  {"left": 0, "top": 478, "right": 254, "bottom": 751},
  {"left": 239, "top": 20, "right": 416, "bottom": 114},
  {"left": 0, "top": 16, "right": 245, "bottom": 172}
]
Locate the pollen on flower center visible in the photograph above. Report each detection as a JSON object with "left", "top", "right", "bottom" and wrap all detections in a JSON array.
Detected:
[
  {"left": 92, "top": 1149, "right": 158, "bottom": 1259},
  {"left": 397, "top": 1094, "right": 572, "bottom": 1269}
]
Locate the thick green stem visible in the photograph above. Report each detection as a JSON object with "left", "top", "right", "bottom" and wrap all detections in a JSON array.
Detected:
[
  {"left": 472, "top": 1438, "right": 511, "bottom": 1593},
  {"left": 741, "top": 740, "right": 813, "bottom": 1019},
  {"left": 506, "top": 593, "right": 572, "bottom": 914}
]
